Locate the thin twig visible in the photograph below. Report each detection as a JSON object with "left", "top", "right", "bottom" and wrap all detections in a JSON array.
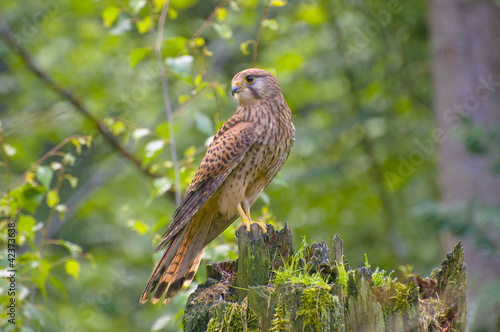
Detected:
[
  {"left": 0, "top": 24, "right": 161, "bottom": 180},
  {"left": 9, "top": 135, "right": 83, "bottom": 190},
  {"left": 150, "top": 0, "right": 182, "bottom": 205},
  {"left": 194, "top": 48, "right": 221, "bottom": 122},
  {"left": 184, "top": 0, "right": 230, "bottom": 53},
  {"left": 252, "top": 1, "right": 271, "bottom": 67},
  {"left": 172, "top": 85, "right": 209, "bottom": 118}
]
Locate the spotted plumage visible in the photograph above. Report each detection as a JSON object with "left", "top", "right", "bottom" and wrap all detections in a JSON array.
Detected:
[{"left": 140, "top": 68, "right": 295, "bottom": 304}]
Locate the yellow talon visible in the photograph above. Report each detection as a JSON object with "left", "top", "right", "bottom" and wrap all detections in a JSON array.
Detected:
[{"left": 237, "top": 203, "right": 267, "bottom": 234}]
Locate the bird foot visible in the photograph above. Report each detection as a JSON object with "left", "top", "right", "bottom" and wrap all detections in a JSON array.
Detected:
[{"left": 239, "top": 220, "right": 268, "bottom": 234}]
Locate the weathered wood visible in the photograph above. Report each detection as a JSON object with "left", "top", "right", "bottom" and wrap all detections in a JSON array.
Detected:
[
  {"left": 183, "top": 225, "right": 467, "bottom": 332},
  {"left": 248, "top": 283, "right": 346, "bottom": 332},
  {"left": 236, "top": 223, "right": 271, "bottom": 301},
  {"left": 346, "top": 268, "right": 385, "bottom": 331},
  {"left": 431, "top": 241, "right": 467, "bottom": 331},
  {"left": 332, "top": 234, "right": 343, "bottom": 265}
]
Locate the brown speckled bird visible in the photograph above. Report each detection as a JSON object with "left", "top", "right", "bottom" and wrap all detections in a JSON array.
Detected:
[{"left": 140, "top": 68, "right": 295, "bottom": 304}]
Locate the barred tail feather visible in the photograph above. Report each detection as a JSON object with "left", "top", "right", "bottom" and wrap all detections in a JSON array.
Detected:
[
  {"left": 162, "top": 250, "right": 204, "bottom": 304},
  {"left": 140, "top": 211, "right": 213, "bottom": 304}
]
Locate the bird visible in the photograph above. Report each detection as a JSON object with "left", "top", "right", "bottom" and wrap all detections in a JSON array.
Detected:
[{"left": 140, "top": 68, "right": 295, "bottom": 304}]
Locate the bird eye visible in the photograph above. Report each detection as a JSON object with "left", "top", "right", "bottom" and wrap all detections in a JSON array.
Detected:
[{"left": 244, "top": 75, "right": 255, "bottom": 83}]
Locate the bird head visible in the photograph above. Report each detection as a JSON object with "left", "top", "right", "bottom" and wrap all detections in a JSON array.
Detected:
[{"left": 231, "top": 68, "right": 282, "bottom": 105}]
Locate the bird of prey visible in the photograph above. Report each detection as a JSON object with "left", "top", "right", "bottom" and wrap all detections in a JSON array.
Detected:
[{"left": 140, "top": 68, "right": 295, "bottom": 304}]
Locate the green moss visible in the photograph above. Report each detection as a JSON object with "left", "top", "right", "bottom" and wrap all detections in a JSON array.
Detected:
[
  {"left": 273, "top": 238, "right": 328, "bottom": 286},
  {"left": 297, "top": 285, "right": 336, "bottom": 331},
  {"left": 392, "top": 282, "right": 417, "bottom": 312},
  {"left": 270, "top": 295, "right": 289, "bottom": 332},
  {"left": 206, "top": 298, "right": 258, "bottom": 332}
]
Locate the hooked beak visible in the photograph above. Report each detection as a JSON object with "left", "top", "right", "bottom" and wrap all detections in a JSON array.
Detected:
[{"left": 231, "top": 84, "right": 241, "bottom": 96}]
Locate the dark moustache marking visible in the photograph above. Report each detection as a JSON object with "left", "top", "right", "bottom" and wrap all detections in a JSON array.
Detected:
[{"left": 249, "top": 86, "right": 261, "bottom": 99}]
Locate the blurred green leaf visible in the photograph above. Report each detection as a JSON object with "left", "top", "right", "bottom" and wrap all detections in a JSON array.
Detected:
[
  {"left": 272, "top": 0, "right": 287, "bottom": 6},
  {"left": 153, "top": 0, "right": 166, "bottom": 11},
  {"left": 127, "top": 219, "right": 150, "bottom": 235},
  {"left": 11, "top": 183, "right": 45, "bottom": 214},
  {"left": 130, "top": 48, "right": 152, "bottom": 68},
  {"left": 213, "top": 23, "right": 232, "bottom": 39},
  {"left": 130, "top": 0, "right": 147, "bottom": 12},
  {"left": 18, "top": 251, "right": 39, "bottom": 266},
  {"left": 296, "top": 4, "right": 327, "bottom": 26},
  {"left": 240, "top": 40, "right": 253, "bottom": 56},
  {"left": 102, "top": 6, "right": 121, "bottom": 28},
  {"left": 36, "top": 166, "right": 53, "bottom": 189},
  {"left": 46, "top": 190, "right": 60, "bottom": 208},
  {"left": 165, "top": 55, "right": 194, "bottom": 78},
  {"left": 48, "top": 275, "right": 67, "bottom": 297},
  {"left": 18, "top": 214, "right": 36, "bottom": 239},
  {"left": 153, "top": 177, "right": 173, "bottom": 197},
  {"left": 178, "top": 94, "right": 191, "bottom": 104},
  {"left": 184, "top": 146, "right": 196, "bottom": 157},
  {"left": 193, "top": 111, "right": 214, "bottom": 136},
  {"left": 215, "top": 7, "right": 227, "bottom": 22},
  {"left": 194, "top": 74, "right": 203, "bottom": 87},
  {"left": 133, "top": 128, "right": 152, "bottom": 140},
  {"left": 34, "top": 259, "right": 51, "bottom": 299},
  {"left": 64, "top": 259, "right": 80, "bottom": 281},
  {"left": 136, "top": 16, "right": 153, "bottom": 34},
  {"left": 63, "top": 153, "right": 76, "bottom": 166},
  {"left": 163, "top": 36, "right": 189, "bottom": 57},
  {"left": 145, "top": 139, "right": 165, "bottom": 158},
  {"left": 55, "top": 204, "right": 68, "bottom": 220},
  {"left": 171, "top": 0, "right": 198, "bottom": 10},
  {"left": 72, "top": 138, "right": 82, "bottom": 154},
  {"left": 156, "top": 122, "right": 170, "bottom": 139},
  {"left": 192, "top": 37, "right": 205, "bottom": 48},
  {"left": 109, "top": 17, "right": 133, "bottom": 35},
  {"left": 169, "top": 8, "right": 179, "bottom": 19},
  {"left": 262, "top": 18, "right": 278, "bottom": 31},
  {"left": 57, "top": 240, "right": 82, "bottom": 257},
  {"left": 4, "top": 143, "right": 17, "bottom": 156},
  {"left": 64, "top": 175, "right": 78, "bottom": 189}
]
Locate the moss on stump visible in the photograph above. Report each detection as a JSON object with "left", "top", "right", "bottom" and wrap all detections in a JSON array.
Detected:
[{"left": 183, "top": 225, "right": 467, "bottom": 331}]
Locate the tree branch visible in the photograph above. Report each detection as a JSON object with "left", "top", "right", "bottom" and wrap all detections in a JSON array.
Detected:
[
  {"left": 0, "top": 24, "right": 162, "bottom": 180},
  {"left": 150, "top": 0, "right": 182, "bottom": 205},
  {"left": 184, "top": 0, "right": 230, "bottom": 52},
  {"left": 252, "top": 1, "right": 271, "bottom": 67}
]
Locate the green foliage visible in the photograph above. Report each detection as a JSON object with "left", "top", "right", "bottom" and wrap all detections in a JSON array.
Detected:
[
  {"left": 365, "top": 253, "right": 396, "bottom": 289},
  {"left": 272, "top": 238, "right": 328, "bottom": 286},
  {"left": 335, "top": 260, "right": 350, "bottom": 293},
  {"left": 0, "top": 134, "right": 92, "bottom": 329}
]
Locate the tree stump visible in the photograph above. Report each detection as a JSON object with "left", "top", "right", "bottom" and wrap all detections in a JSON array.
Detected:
[{"left": 183, "top": 224, "right": 467, "bottom": 331}]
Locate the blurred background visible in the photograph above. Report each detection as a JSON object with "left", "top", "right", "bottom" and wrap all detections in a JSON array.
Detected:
[{"left": 1, "top": 0, "right": 499, "bottom": 331}]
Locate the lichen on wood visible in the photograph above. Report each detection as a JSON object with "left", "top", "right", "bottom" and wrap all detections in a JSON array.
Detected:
[{"left": 182, "top": 225, "right": 467, "bottom": 331}]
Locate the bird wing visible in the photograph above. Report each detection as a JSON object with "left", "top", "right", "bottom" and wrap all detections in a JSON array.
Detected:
[{"left": 155, "top": 121, "right": 258, "bottom": 251}]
